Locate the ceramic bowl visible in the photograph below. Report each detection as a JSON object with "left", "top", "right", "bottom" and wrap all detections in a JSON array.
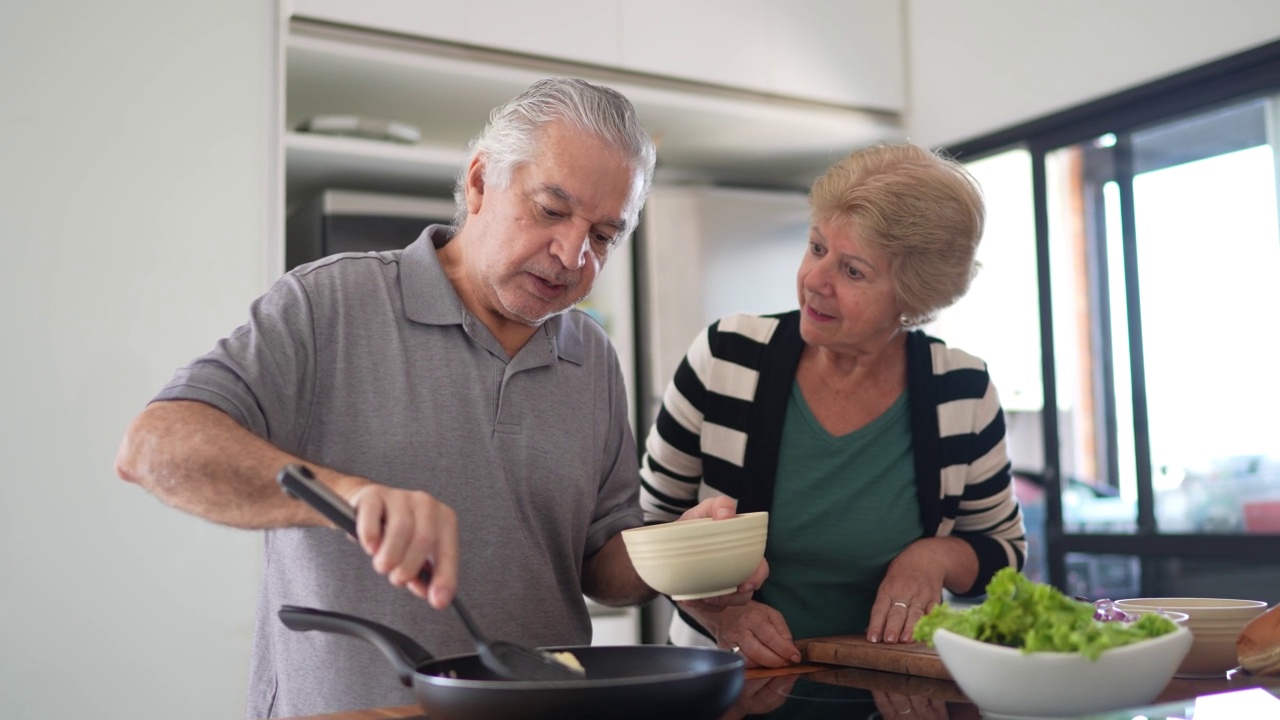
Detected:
[
  {"left": 1113, "top": 597, "right": 1269, "bottom": 677},
  {"left": 621, "top": 512, "right": 767, "bottom": 600},
  {"left": 1123, "top": 608, "right": 1190, "bottom": 626},
  {"left": 932, "top": 626, "right": 1192, "bottom": 718}
]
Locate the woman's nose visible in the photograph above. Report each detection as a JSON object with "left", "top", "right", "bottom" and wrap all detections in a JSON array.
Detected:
[{"left": 802, "top": 259, "right": 834, "bottom": 292}]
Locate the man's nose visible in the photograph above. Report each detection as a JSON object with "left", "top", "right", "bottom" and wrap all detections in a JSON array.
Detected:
[{"left": 550, "top": 222, "right": 590, "bottom": 269}]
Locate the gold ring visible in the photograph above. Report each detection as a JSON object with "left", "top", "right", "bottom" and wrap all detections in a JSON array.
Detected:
[
  {"left": 892, "top": 601, "right": 908, "bottom": 609},
  {"left": 730, "top": 644, "right": 741, "bottom": 654}
]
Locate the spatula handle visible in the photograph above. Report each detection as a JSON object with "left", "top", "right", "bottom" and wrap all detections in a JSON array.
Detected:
[
  {"left": 277, "top": 464, "right": 357, "bottom": 536},
  {"left": 276, "top": 464, "right": 435, "bottom": 585}
]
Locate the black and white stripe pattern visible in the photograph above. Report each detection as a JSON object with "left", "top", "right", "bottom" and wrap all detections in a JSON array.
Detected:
[{"left": 639, "top": 311, "right": 1027, "bottom": 645}]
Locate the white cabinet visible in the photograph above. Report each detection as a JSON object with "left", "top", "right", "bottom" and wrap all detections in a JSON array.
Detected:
[
  {"left": 618, "top": 0, "right": 776, "bottom": 97},
  {"left": 293, "top": 0, "right": 620, "bottom": 67},
  {"left": 764, "top": 0, "right": 904, "bottom": 110},
  {"left": 283, "top": 17, "right": 900, "bottom": 192},
  {"left": 290, "top": 0, "right": 904, "bottom": 111},
  {"left": 290, "top": 0, "right": 619, "bottom": 66},
  {"left": 619, "top": 0, "right": 903, "bottom": 110}
]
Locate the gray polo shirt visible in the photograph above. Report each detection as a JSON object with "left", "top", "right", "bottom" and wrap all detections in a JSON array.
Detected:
[{"left": 154, "top": 226, "right": 643, "bottom": 718}]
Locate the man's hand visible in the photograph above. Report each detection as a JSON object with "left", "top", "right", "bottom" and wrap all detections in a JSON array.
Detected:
[{"left": 342, "top": 482, "right": 459, "bottom": 610}]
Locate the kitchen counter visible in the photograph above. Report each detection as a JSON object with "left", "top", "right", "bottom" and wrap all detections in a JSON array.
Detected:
[{"left": 277, "top": 662, "right": 1280, "bottom": 720}]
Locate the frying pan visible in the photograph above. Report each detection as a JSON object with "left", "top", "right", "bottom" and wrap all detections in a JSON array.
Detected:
[{"left": 279, "top": 606, "right": 745, "bottom": 720}]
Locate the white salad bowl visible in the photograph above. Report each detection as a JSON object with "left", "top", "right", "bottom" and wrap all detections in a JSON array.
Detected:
[{"left": 932, "top": 625, "right": 1192, "bottom": 718}]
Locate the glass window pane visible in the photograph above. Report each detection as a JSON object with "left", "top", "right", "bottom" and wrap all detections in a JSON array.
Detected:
[
  {"left": 931, "top": 148, "right": 1042, "bottom": 412},
  {"left": 1132, "top": 110, "right": 1280, "bottom": 534},
  {"left": 1047, "top": 141, "right": 1136, "bottom": 532},
  {"left": 1101, "top": 181, "right": 1138, "bottom": 504},
  {"left": 1048, "top": 96, "right": 1280, "bottom": 537},
  {"left": 1064, "top": 553, "right": 1140, "bottom": 601},
  {"left": 930, "top": 148, "right": 1047, "bottom": 577}
]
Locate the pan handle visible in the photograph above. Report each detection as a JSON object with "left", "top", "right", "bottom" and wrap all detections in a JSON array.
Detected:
[{"left": 278, "top": 605, "right": 435, "bottom": 687}]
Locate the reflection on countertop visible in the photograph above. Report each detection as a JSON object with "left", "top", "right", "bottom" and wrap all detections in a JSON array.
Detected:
[
  {"left": 719, "top": 666, "right": 978, "bottom": 719},
  {"left": 277, "top": 663, "right": 1280, "bottom": 720},
  {"left": 718, "top": 664, "right": 1280, "bottom": 720}
]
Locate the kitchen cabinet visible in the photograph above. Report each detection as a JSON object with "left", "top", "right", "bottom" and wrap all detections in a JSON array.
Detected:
[
  {"left": 289, "top": 0, "right": 904, "bottom": 111},
  {"left": 619, "top": 0, "right": 903, "bottom": 110},
  {"left": 282, "top": 16, "right": 900, "bottom": 195},
  {"left": 289, "top": 0, "right": 619, "bottom": 68}
]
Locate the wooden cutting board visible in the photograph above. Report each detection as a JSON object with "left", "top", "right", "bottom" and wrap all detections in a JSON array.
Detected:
[{"left": 798, "top": 635, "right": 953, "bottom": 681}]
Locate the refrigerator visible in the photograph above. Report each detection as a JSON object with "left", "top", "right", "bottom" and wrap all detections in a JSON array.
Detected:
[{"left": 630, "top": 184, "right": 812, "bottom": 642}]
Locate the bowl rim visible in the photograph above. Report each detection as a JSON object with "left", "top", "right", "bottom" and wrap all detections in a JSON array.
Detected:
[
  {"left": 931, "top": 624, "right": 1192, "bottom": 659},
  {"left": 1112, "top": 597, "right": 1269, "bottom": 610},
  {"left": 621, "top": 511, "right": 769, "bottom": 538},
  {"left": 1120, "top": 609, "right": 1190, "bottom": 624}
]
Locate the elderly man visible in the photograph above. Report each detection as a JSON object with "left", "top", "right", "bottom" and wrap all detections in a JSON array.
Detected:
[{"left": 116, "top": 78, "right": 763, "bottom": 718}]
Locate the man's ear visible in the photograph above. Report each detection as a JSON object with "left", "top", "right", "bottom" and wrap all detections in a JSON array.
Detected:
[{"left": 464, "top": 154, "right": 487, "bottom": 215}]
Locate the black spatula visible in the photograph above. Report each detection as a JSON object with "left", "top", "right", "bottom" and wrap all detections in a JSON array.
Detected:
[{"left": 276, "top": 463, "right": 585, "bottom": 682}]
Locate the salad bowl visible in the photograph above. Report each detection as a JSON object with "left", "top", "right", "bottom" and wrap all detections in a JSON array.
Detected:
[
  {"left": 915, "top": 569, "right": 1193, "bottom": 718},
  {"left": 932, "top": 625, "right": 1192, "bottom": 718}
]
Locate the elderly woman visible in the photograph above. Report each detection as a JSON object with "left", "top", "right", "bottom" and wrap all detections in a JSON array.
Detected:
[{"left": 639, "top": 142, "right": 1027, "bottom": 668}]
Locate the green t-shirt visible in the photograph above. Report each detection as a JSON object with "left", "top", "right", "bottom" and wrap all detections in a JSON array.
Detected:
[{"left": 754, "top": 381, "right": 923, "bottom": 639}]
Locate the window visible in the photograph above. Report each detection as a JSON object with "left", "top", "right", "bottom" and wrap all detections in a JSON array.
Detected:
[{"left": 948, "top": 40, "right": 1280, "bottom": 600}]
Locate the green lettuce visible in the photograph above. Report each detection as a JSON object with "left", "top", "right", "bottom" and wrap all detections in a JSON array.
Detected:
[{"left": 913, "top": 568, "right": 1177, "bottom": 661}]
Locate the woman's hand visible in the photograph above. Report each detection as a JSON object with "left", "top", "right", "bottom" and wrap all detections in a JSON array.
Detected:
[
  {"left": 680, "top": 599, "right": 801, "bottom": 668},
  {"left": 673, "top": 497, "right": 769, "bottom": 607},
  {"left": 866, "top": 540, "right": 947, "bottom": 644},
  {"left": 866, "top": 536, "right": 976, "bottom": 643}
]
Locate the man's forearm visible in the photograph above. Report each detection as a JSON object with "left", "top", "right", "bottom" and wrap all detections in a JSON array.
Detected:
[
  {"left": 115, "top": 400, "right": 363, "bottom": 529},
  {"left": 581, "top": 532, "right": 657, "bottom": 607}
]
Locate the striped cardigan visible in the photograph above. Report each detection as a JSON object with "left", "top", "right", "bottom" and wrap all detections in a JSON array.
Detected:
[{"left": 639, "top": 311, "right": 1027, "bottom": 644}]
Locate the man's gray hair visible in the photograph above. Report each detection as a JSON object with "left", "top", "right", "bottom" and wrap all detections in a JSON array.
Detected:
[{"left": 453, "top": 77, "right": 656, "bottom": 234}]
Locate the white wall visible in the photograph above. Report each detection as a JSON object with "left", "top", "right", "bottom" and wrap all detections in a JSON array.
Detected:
[
  {"left": 905, "top": 0, "right": 1280, "bottom": 148},
  {"left": 0, "top": 3, "right": 275, "bottom": 719}
]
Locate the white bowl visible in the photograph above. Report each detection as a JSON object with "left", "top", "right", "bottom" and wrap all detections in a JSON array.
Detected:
[
  {"left": 932, "top": 626, "right": 1192, "bottom": 718},
  {"left": 622, "top": 512, "right": 767, "bottom": 600},
  {"left": 1113, "top": 598, "right": 1268, "bottom": 677},
  {"left": 1113, "top": 608, "right": 1190, "bottom": 626}
]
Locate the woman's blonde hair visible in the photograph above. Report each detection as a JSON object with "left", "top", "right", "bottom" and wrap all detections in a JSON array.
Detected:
[{"left": 809, "top": 142, "right": 985, "bottom": 325}]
